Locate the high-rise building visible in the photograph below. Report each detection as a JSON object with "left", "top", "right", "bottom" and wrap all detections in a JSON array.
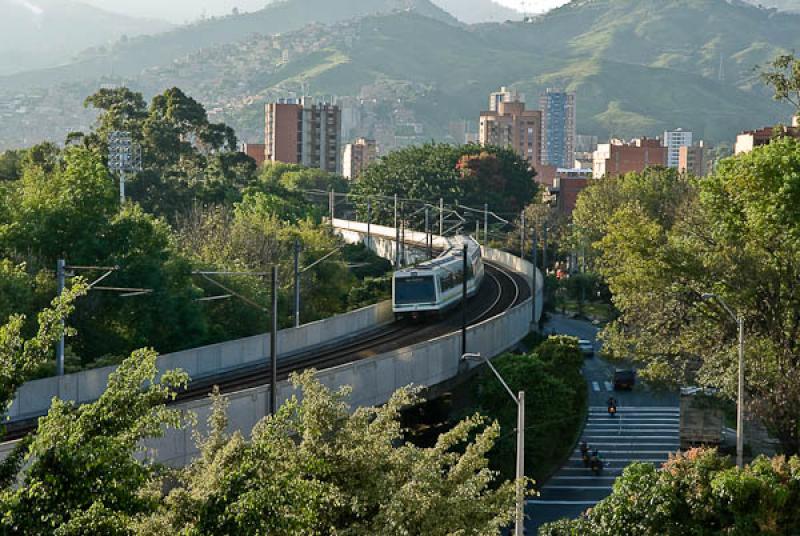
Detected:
[
  {"left": 678, "top": 142, "right": 707, "bottom": 176},
  {"left": 479, "top": 100, "right": 542, "bottom": 167},
  {"left": 540, "top": 89, "right": 577, "bottom": 168},
  {"left": 265, "top": 97, "right": 341, "bottom": 172},
  {"left": 592, "top": 137, "right": 667, "bottom": 178},
  {"left": 342, "top": 138, "right": 377, "bottom": 179},
  {"left": 489, "top": 86, "right": 524, "bottom": 112},
  {"left": 663, "top": 129, "right": 693, "bottom": 168}
]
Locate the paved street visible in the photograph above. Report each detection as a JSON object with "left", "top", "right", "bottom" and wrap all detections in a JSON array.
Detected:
[{"left": 525, "top": 315, "right": 680, "bottom": 533}]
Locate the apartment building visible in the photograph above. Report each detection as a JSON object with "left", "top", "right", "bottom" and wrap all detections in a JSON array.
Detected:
[
  {"left": 342, "top": 138, "right": 377, "bottom": 179},
  {"left": 593, "top": 137, "right": 667, "bottom": 178},
  {"left": 540, "top": 89, "right": 577, "bottom": 168},
  {"left": 265, "top": 97, "right": 341, "bottom": 172},
  {"left": 479, "top": 100, "right": 542, "bottom": 167},
  {"left": 663, "top": 129, "right": 693, "bottom": 168}
]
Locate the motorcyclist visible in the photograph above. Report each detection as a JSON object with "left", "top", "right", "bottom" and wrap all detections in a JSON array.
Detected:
[
  {"left": 581, "top": 442, "right": 591, "bottom": 467},
  {"left": 607, "top": 396, "right": 617, "bottom": 416},
  {"left": 590, "top": 449, "right": 602, "bottom": 474}
]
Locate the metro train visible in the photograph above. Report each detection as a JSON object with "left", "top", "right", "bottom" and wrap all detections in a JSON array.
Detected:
[{"left": 392, "top": 236, "right": 485, "bottom": 321}]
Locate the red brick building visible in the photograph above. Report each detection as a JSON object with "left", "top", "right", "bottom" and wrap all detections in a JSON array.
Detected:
[{"left": 592, "top": 137, "right": 667, "bottom": 178}]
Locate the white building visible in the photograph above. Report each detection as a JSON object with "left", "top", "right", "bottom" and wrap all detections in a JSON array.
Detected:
[
  {"left": 488, "top": 86, "right": 524, "bottom": 112},
  {"left": 663, "top": 129, "right": 693, "bottom": 169}
]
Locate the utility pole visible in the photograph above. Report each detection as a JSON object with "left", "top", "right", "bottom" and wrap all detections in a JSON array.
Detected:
[
  {"left": 329, "top": 190, "right": 335, "bottom": 222},
  {"left": 400, "top": 203, "right": 406, "bottom": 266},
  {"left": 425, "top": 206, "right": 432, "bottom": 259},
  {"left": 532, "top": 229, "right": 538, "bottom": 328},
  {"left": 394, "top": 194, "right": 400, "bottom": 269},
  {"left": 293, "top": 239, "right": 301, "bottom": 328},
  {"left": 515, "top": 390, "right": 525, "bottom": 536},
  {"left": 520, "top": 210, "right": 526, "bottom": 260},
  {"left": 461, "top": 244, "right": 468, "bottom": 356},
  {"left": 56, "top": 259, "right": 66, "bottom": 377},
  {"left": 439, "top": 198, "right": 444, "bottom": 237},
  {"left": 737, "top": 313, "right": 745, "bottom": 469},
  {"left": 542, "top": 225, "right": 548, "bottom": 276},
  {"left": 484, "top": 203, "right": 489, "bottom": 245},
  {"left": 367, "top": 198, "right": 372, "bottom": 246},
  {"left": 270, "top": 266, "right": 278, "bottom": 416}
]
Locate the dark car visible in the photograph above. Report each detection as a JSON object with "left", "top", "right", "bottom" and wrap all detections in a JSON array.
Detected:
[{"left": 613, "top": 369, "right": 636, "bottom": 390}]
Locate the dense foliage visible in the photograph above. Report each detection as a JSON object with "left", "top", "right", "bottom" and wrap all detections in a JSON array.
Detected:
[
  {"left": 0, "top": 87, "right": 390, "bottom": 371},
  {"left": 540, "top": 448, "right": 800, "bottom": 535},
  {"left": 350, "top": 143, "right": 538, "bottom": 221},
  {"left": 573, "top": 139, "right": 800, "bottom": 455},
  {"left": 472, "top": 336, "right": 587, "bottom": 483}
]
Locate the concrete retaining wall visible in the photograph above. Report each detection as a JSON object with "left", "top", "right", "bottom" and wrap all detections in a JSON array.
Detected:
[{"left": 7, "top": 300, "right": 393, "bottom": 422}]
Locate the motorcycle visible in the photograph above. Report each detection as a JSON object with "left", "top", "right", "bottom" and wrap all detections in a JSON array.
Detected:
[
  {"left": 582, "top": 451, "right": 591, "bottom": 468},
  {"left": 608, "top": 404, "right": 617, "bottom": 417},
  {"left": 590, "top": 456, "right": 603, "bottom": 475}
]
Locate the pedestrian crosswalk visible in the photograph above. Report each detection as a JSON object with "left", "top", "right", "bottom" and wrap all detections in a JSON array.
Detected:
[
  {"left": 527, "top": 406, "right": 680, "bottom": 521},
  {"left": 591, "top": 381, "right": 616, "bottom": 392}
]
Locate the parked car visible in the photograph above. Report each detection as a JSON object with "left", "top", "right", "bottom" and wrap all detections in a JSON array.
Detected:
[
  {"left": 578, "top": 339, "right": 595, "bottom": 358},
  {"left": 613, "top": 368, "right": 636, "bottom": 390}
]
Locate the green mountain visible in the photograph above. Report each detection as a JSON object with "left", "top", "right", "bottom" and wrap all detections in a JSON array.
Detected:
[
  {"left": 0, "top": 0, "right": 456, "bottom": 90},
  {"left": 0, "top": 0, "right": 795, "bottom": 151},
  {"left": 0, "top": 0, "right": 173, "bottom": 75},
  {"left": 432, "top": 0, "right": 523, "bottom": 23}
]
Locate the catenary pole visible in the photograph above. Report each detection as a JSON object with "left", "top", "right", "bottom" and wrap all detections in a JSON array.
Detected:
[
  {"left": 461, "top": 244, "right": 468, "bottom": 356},
  {"left": 293, "top": 239, "right": 301, "bottom": 328},
  {"left": 56, "top": 259, "right": 66, "bottom": 376},
  {"left": 270, "top": 266, "right": 278, "bottom": 415}
]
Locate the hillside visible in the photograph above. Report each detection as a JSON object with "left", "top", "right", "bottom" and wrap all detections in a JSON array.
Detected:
[
  {"left": 432, "top": 0, "right": 523, "bottom": 22},
  {"left": 0, "top": 0, "right": 795, "bottom": 151},
  {"left": 0, "top": 0, "right": 172, "bottom": 75},
  {"left": 0, "top": 0, "right": 456, "bottom": 89}
]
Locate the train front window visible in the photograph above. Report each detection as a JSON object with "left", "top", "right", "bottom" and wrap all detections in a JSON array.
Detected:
[{"left": 395, "top": 276, "right": 436, "bottom": 304}]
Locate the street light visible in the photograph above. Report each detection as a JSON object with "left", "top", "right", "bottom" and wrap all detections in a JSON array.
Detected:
[
  {"left": 462, "top": 352, "right": 526, "bottom": 535},
  {"left": 701, "top": 293, "right": 745, "bottom": 469}
]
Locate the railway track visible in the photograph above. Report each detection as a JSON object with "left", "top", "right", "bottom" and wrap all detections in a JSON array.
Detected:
[{"left": 2, "top": 260, "right": 530, "bottom": 441}]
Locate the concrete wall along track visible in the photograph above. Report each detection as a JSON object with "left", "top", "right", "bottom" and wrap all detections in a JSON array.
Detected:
[
  {"left": 6, "top": 300, "right": 394, "bottom": 422},
  {"left": 1, "top": 220, "right": 543, "bottom": 467}
]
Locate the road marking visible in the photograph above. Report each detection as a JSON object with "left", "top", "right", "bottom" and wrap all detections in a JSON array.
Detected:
[
  {"left": 604, "top": 381, "right": 613, "bottom": 391},
  {"left": 592, "top": 381, "right": 600, "bottom": 392},
  {"left": 589, "top": 406, "right": 680, "bottom": 411},
  {"left": 527, "top": 500, "right": 599, "bottom": 505},
  {"left": 581, "top": 436, "right": 680, "bottom": 440}
]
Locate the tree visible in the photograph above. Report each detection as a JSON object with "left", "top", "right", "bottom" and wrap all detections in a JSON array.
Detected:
[
  {"left": 539, "top": 448, "right": 800, "bottom": 535},
  {"left": 761, "top": 53, "right": 800, "bottom": 111},
  {"left": 474, "top": 337, "right": 586, "bottom": 482},
  {"left": 0, "top": 281, "right": 86, "bottom": 415},
  {"left": 351, "top": 143, "right": 537, "bottom": 222},
  {"left": 592, "top": 138, "right": 800, "bottom": 454},
  {"left": 141, "top": 370, "right": 523, "bottom": 535},
  {"left": 0, "top": 349, "right": 188, "bottom": 535}
]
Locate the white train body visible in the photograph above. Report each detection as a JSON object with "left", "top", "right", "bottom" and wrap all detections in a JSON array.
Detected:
[{"left": 392, "top": 236, "right": 485, "bottom": 319}]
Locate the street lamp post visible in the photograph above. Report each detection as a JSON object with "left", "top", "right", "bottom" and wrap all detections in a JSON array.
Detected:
[
  {"left": 462, "top": 352, "right": 525, "bottom": 535},
  {"left": 702, "top": 293, "right": 745, "bottom": 469}
]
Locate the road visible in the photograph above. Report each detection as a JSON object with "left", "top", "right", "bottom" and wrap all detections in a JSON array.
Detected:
[{"left": 525, "top": 314, "right": 679, "bottom": 533}]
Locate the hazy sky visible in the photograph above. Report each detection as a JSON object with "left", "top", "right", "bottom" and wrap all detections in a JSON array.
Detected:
[{"left": 79, "top": 0, "right": 569, "bottom": 23}]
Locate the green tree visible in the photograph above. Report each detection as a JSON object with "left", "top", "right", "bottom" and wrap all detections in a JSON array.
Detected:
[
  {"left": 0, "top": 349, "right": 188, "bottom": 535},
  {"left": 539, "top": 448, "right": 800, "bottom": 535},
  {"left": 474, "top": 337, "right": 586, "bottom": 482},
  {"left": 141, "top": 370, "right": 523, "bottom": 535},
  {"left": 592, "top": 138, "right": 800, "bottom": 454},
  {"left": 351, "top": 143, "right": 537, "bottom": 222},
  {"left": 0, "top": 281, "right": 86, "bottom": 415},
  {"left": 761, "top": 53, "right": 800, "bottom": 111}
]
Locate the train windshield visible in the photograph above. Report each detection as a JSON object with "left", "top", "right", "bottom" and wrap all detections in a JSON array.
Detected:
[{"left": 395, "top": 276, "right": 436, "bottom": 305}]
